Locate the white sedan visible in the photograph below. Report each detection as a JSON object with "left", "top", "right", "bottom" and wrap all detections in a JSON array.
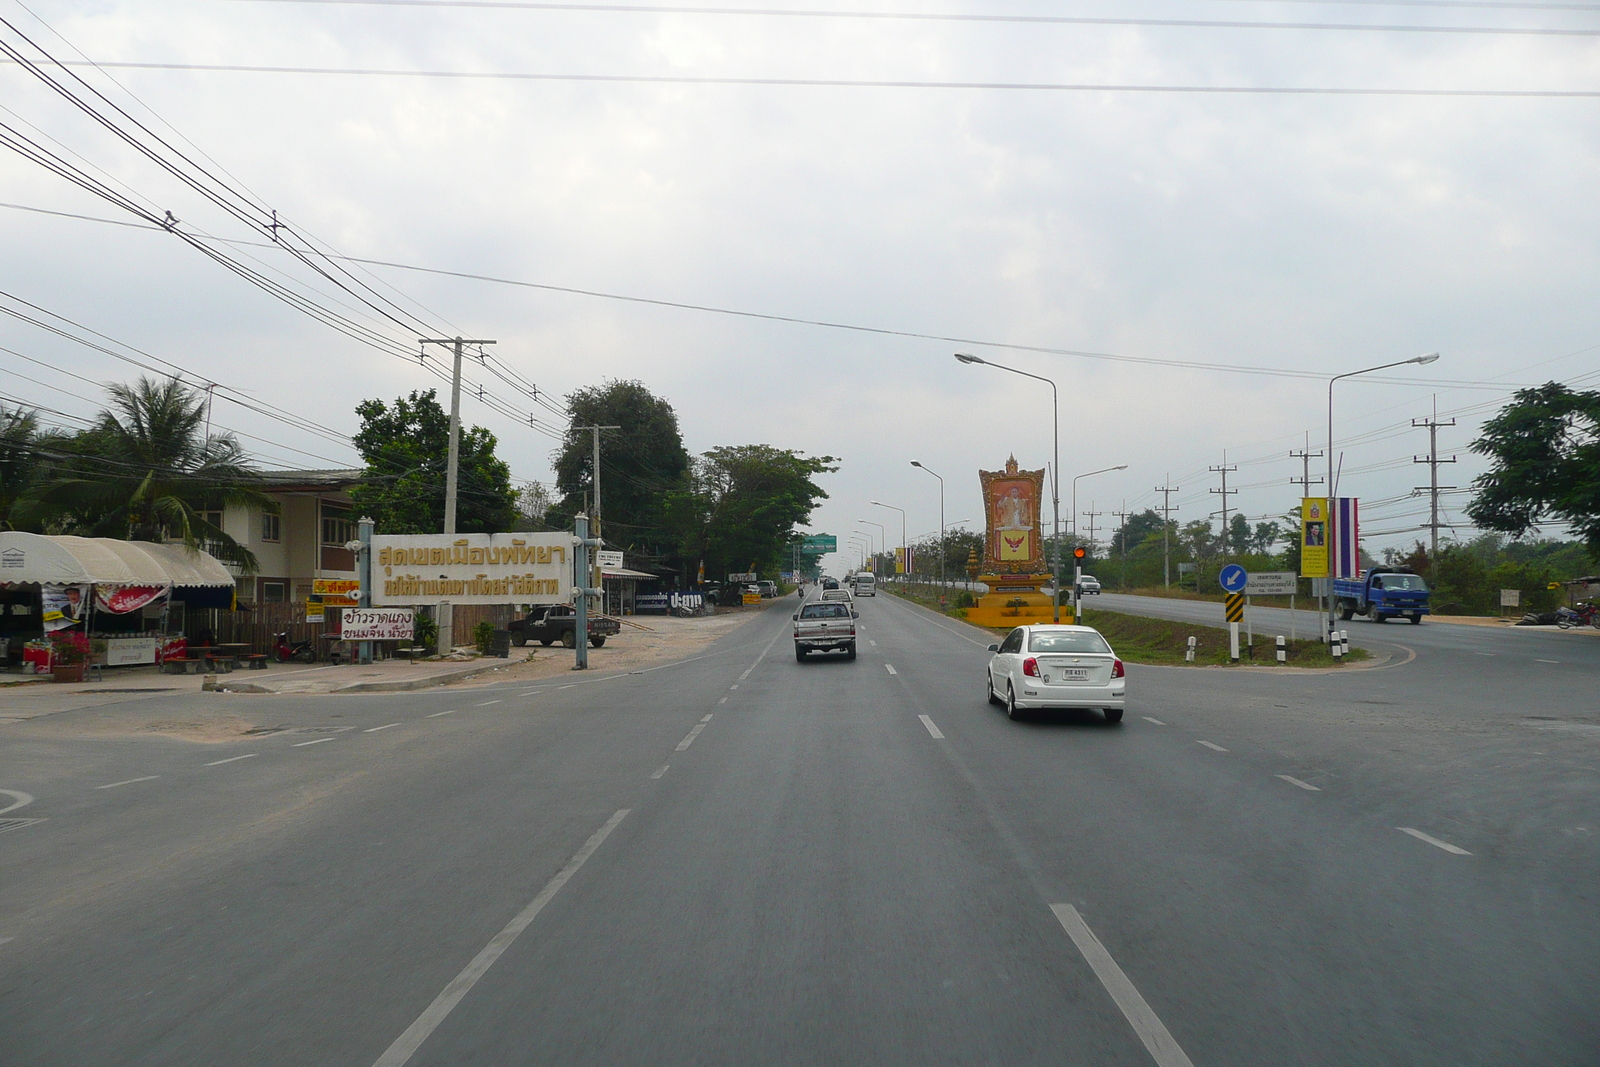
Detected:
[{"left": 985, "top": 624, "right": 1125, "bottom": 723}]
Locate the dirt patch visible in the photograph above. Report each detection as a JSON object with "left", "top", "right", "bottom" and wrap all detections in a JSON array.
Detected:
[{"left": 21, "top": 709, "right": 258, "bottom": 743}]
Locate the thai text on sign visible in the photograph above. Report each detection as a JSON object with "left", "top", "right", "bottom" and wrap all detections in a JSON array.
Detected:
[
  {"left": 340, "top": 607, "right": 415, "bottom": 641},
  {"left": 372, "top": 533, "right": 573, "bottom": 606}
]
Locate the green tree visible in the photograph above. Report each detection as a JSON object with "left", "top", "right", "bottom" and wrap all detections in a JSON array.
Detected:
[
  {"left": 550, "top": 380, "right": 690, "bottom": 549},
  {"left": 17, "top": 378, "right": 265, "bottom": 568},
  {"left": 1467, "top": 382, "right": 1600, "bottom": 560},
  {"left": 1228, "top": 512, "right": 1251, "bottom": 557},
  {"left": 0, "top": 404, "right": 44, "bottom": 528},
  {"left": 349, "top": 390, "right": 517, "bottom": 535},
  {"left": 1111, "top": 509, "right": 1165, "bottom": 557},
  {"left": 662, "top": 445, "right": 836, "bottom": 582}
]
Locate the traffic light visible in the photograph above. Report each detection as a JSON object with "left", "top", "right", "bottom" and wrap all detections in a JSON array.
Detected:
[{"left": 1073, "top": 546, "right": 1086, "bottom": 560}]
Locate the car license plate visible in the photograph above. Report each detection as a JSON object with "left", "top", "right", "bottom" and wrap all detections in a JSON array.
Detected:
[{"left": 1047, "top": 668, "right": 1090, "bottom": 683}]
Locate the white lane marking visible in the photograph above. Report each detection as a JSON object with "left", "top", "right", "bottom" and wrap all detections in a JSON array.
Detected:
[
  {"left": 0, "top": 790, "right": 35, "bottom": 815},
  {"left": 700, "top": 714, "right": 714, "bottom": 723},
  {"left": 559, "top": 684, "right": 576, "bottom": 689},
  {"left": 729, "top": 684, "right": 738, "bottom": 690},
  {"left": 869, "top": 639, "right": 878, "bottom": 646},
  {"left": 1141, "top": 717, "right": 1166, "bottom": 726},
  {"left": 675, "top": 723, "right": 708, "bottom": 751},
  {"left": 95, "top": 776, "right": 160, "bottom": 790},
  {"left": 1535, "top": 659, "right": 1559, "bottom": 664},
  {"left": 365, "top": 723, "right": 402, "bottom": 733},
  {"left": 371, "top": 810, "right": 631, "bottom": 1067},
  {"left": 426, "top": 710, "right": 457, "bottom": 717},
  {"left": 204, "top": 754, "right": 258, "bottom": 766},
  {"left": 1276, "top": 774, "right": 1320, "bottom": 791},
  {"left": 651, "top": 765, "right": 669, "bottom": 779},
  {"left": 476, "top": 700, "right": 501, "bottom": 706},
  {"left": 1050, "top": 904, "right": 1196, "bottom": 1067},
  {"left": 918, "top": 715, "right": 945, "bottom": 739},
  {"left": 739, "top": 668, "right": 752, "bottom": 681},
  {"left": 1474, "top": 652, "right": 1495, "bottom": 657},
  {"left": 718, "top": 697, "right": 727, "bottom": 705},
  {"left": 1196, "top": 740, "right": 1228, "bottom": 752},
  {"left": 293, "top": 737, "right": 334, "bottom": 747},
  {"left": 1397, "top": 827, "right": 1472, "bottom": 855},
  {"left": 884, "top": 664, "right": 898, "bottom": 675},
  {"left": 0, "top": 936, "right": 13, "bottom": 945}
]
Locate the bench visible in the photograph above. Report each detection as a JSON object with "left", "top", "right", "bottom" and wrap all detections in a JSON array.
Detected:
[
  {"left": 161, "top": 657, "right": 207, "bottom": 675},
  {"left": 244, "top": 654, "right": 269, "bottom": 670}
]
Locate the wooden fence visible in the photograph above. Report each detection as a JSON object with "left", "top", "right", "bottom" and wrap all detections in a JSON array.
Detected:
[{"left": 182, "top": 602, "right": 517, "bottom": 658}]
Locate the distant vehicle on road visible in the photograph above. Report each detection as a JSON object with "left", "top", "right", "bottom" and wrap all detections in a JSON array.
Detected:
[
  {"left": 509, "top": 605, "right": 620, "bottom": 648},
  {"left": 821, "top": 577, "right": 840, "bottom": 590},
  {"left": 757, "top": 580, "right": 777, "bottom": 598},
  {"left": 793, "top": 601, "right": 857, "bottom": 661},
  {"left": 984, "top": 624, "right": 1125, "bottom": 723},
  {"left": 1332, "top": 568, "right": 1430, "bottom": 624},
  {"left": 820, "top": 587, "right": 853, "bottom": 605},
  {"left": 853, "top": 574, "right": 876, "bottom": 596},
  {"left": 1078, "top": 574, "right": 1102, "bottom": 595}
]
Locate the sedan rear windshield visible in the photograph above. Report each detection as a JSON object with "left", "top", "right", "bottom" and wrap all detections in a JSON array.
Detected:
[
  {"left": 801, "top": 604, "right": 851, "bottom": 618},
  {"left": 1029, "top": 631, "right": 1112, "bottom": 653}
]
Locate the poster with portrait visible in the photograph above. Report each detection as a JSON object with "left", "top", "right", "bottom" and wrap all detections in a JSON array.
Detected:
[
  {"left": 979, "top": 456, "right": 1046, "bottom": 573},
  {"left": 1301, "top": 497, "right": 1329, "bottom": 578},
  {"left": 42, "top": 583, "right": 89, "bottom": 631}
]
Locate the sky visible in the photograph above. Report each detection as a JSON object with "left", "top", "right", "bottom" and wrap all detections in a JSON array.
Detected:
[{"left": 2, "top": 0, "right": 1598, "bottom": 573}]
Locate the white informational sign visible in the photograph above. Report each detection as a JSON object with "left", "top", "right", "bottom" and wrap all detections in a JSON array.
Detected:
[
  {"left": 105, "top": 636, "right": 158, "bottom": 666},
  {"left": 1500, "top": 588, "right": 1521, "bottom": 608},
  {"left": 340, "top": 607, "right": 416, "bottom": 641},
  {"left": 1245, "top": 571, "right": 1299, "bottom": 596},
  {"left": 596, "top": 550, "right": 625, "bottom": 569},
  {"left": 372, "top": 533, "right": 572, "bottom": 606},
  {"left": 728, "top": 572, "right": 758, "bottom": 583}
]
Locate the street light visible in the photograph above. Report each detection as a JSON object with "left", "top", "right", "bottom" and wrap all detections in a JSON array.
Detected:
[
  {"left": 910, "top": 461, "right": 946, "bottom": 598},
  {"left": 858, "top": 519, "right": 886, "bottom": 573},
  {"left": 871, "top": 501, "right": 906, "bottom": 584},
  {"left": 1325, "top": 352, "right": 1440, "bottom": 635},
  {"left": 954, "top": 352, "right": 1064, "bottom": 622},
  {"left": 1071, "top": 465, "right": 1128, "bottom": 621}
]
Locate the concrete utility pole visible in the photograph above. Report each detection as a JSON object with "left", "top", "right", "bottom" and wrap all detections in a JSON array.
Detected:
[
  {"left": 1412, "top": 396, "right": 1457, "bottom": 562},
  {"left": 420, "top": 336, "right": 495, "bottom": 653},
  {"left": 572, "top": 424, "right": 620, "bottom": 607},
  {"left": 1209, "top": 454, "right": 1238, "bottom": 559},
  {"left": 1154, "top": 477, "right": 1180, "bottom": 588},
  {"left": 1290, "top": 434, "right": 1325, "bottom": 498},
  {"left": 1080, "top": 505, "right": 1103, "bottom": 560},
  {"left": 1112, "top": 501, "right": 1131, "bottom": 590}
]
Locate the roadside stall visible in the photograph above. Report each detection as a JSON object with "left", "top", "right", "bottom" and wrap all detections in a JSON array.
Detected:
[{"left": 0, "top": 532, "right": 235, "bottom": 678}]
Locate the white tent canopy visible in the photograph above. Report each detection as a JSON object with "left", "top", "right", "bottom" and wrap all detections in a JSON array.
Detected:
[{"left": 0, "top": 532, "right": 234, "bottom": 588}]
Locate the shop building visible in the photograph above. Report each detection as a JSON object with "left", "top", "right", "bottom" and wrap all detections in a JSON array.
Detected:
[{"left": 210, "top": 469, "right": 363, "bottom": 606}]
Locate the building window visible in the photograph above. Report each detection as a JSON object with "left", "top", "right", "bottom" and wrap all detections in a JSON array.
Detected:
[
  {"left": 261, "top": 506, "right": 281, "bottom": 543},
  {"left": 321, "top": 505, "right": 354, "bottom": 547},
  {"left": 198, "top": 509, "right": 224, "bottom": 533},
  {"left": 262, "top": 581, "right": 286, "bottom": 603}
]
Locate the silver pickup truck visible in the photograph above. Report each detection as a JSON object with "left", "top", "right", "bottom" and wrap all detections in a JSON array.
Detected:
[{"left": 793, "top": 601, "right": 857, "bottom": 661}]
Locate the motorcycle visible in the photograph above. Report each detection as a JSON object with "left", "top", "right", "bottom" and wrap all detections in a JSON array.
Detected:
[
  {"left": 1557, "top": 602, "right": 1600, "bottom": 629},
  {"left": 272, "top": 631, "right": 315, "bottom": 663}
]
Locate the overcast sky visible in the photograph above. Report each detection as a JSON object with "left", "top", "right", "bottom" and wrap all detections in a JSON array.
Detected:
[{"left": 3, "top": 0, "right": 1597, "bottom": 569}]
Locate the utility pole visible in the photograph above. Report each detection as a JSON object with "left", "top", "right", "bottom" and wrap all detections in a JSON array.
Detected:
[
  {"left": 1290, "top": 433, "right": 1325, "bottom": 498},
  {"left": 572, "top": 424, "right": 620, "bottom": 607},
  {"left": 1412, "top": 396, "right": 1456, "bottom": 562},
  {"left": 1209, "top": 453, "right": 1238, "bottom": 559},
  {"left": 1112, "top": 500, "right": 1131, "bottom": 590},
  {"left": 1154, "top": 477, "right": 1180, "bottom": 588},
  {"left": 1080, "top": 505, "right": 1104, "bottom": 561},
  {"left": 420, "top": 336, "right": 495, "bottom": 654}
]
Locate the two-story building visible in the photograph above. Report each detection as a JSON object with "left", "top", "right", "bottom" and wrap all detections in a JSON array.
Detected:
[{"left": 208, "top": 469, "right": 363, "bottom": 606}]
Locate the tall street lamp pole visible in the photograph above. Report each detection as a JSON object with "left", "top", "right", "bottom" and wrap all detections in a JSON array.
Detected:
[
  {"left": 1326, "top": 352, "right": 1440, "bottom": 634},
  {"left": 858, "top": 519, "right": 886, "bottom": 573},
  {"left": 871, "top": 501, "right": 906, "bottom": 584},
  {"left": 910, "top": 461, "right": 946, "bottom": 598},
  {"left": 954, "top": 353, "right": 1063, "bottom": 622}
]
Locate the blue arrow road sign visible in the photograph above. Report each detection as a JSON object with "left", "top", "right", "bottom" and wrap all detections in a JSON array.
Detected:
[{"left": 1219, "top": 563, "right": 1248, "bottom": 593}]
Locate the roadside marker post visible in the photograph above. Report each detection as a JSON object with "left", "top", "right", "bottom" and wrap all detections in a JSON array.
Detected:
[
  {"left": 1185, "top": 636, "right": 1196, "bottom": 663},
  {"left": 1330, "top": 630, "right": 1343, "bottom": 660},
  {"left": 1220, "top": 570, "right": 1247, "bottom": 665},
  {"left": 1340, "top": 630, "right": 1350, "bottom": 657},
  {"left": 1276, "top": 635, "right": 1286, "bottom": 664}
]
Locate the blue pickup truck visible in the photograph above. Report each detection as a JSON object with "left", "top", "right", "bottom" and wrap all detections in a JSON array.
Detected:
[{"left": 1332, "top": 568, "right": 1431, "bottom": 624}]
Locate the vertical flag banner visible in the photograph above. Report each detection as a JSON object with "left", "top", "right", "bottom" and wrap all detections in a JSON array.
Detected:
[
  {"left": 895, "top": 547, "right": 906, "bottom": 574},
  {"left": 1331, "top": 497, "right": 1360, "bottom": 578},
  {"left": 1300, "top": 497, "right": 1329, "bottom": 578}
]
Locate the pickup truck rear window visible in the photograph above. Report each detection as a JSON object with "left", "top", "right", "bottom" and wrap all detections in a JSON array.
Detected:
[
  {"left": 800, "top": 604, "right": 851, "bottom": 619},
  {"left": 1371, "top": 573, "right": 1427, "bottom": 591}
]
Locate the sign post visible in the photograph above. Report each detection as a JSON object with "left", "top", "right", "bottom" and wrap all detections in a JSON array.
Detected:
[{"left": 1220, "top": 564, "right": 1247, "bottom": 663}]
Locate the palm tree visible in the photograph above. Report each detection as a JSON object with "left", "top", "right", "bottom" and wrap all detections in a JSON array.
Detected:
[
  {"left": 0, "top": 404, "right": 44, "bottom": 529},
  {"left": 16, "top": 377, "right": 267, "bottom": 570}
]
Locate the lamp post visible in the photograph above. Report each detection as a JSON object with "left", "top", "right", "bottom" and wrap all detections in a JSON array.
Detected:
[
  {"left": 859, "top": 519, "right": 886, "bottom": 573},
  {"left": 871, "top": 501, "right": 906, "bottom": 586},
  {"left": 1071, "top": 465, "right": 1128, "bottom": 621},
  {"left": 954, "top": 353, "right": 1064, "bottom": 622},
  {"left": 850, "top": 535, "right": 871, "bottom": 572},
  {"left": 910, "top": 461, "right": 946, "bottom": 599},
  {"left": 1325, "top": 352, "right": 1440, "bottom": 635}
]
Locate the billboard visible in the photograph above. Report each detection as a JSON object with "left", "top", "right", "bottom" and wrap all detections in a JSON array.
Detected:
[
  {"left": 1300, "top": 497, "right": 1329, "bottom": 578},
  {"left": 372, "top": 533, "right": 571, "bottom": 606},
  {"left": 980, "top": 456, "right": 1045, "bottom": 574}
]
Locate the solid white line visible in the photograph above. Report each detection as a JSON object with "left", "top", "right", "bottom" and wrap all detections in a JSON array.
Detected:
[
  {"left": 371, "top": 809, "right": 631, "bottom": 1067},
  {"left": 918, "top": 714, "right": 944, "bottom": 739},
  {"left": 293, "top": 737, "right": 334, "bottom": 747},
  {"left": 95, "top": 775, "right": 160, "bottom": 790},
  {"left": 1535, "top": 659, "right": 1559, "bottom": 664},
  {"left": 700, "top": 714, "right": 714, "bottom": 723},
  {"left": 675, "top": 723, "right": 708, "bottom": 751},
  {"left": 1050, "top": 904, "right": 1196, "bottom": 1067},
  {"left": 426, "top": 710, "right": 457, "bottom": 717},
  {"left": 1141, "top": 717, "right": 1166, "bottom": 726},
  {"left": 204, "top": 754, "right": 258, "bottom": 766},
  {"left": 559, "top": 684, "right": 576, "bottom": 689},
  {"left": 1196, "top": 740, "right": 1228, "bottom": 752},
  {"left": 884, "top": 664, "right": 897, "bottom": 675},
  {"left": 1276, "top": 774, "right": 1320, "bottom": 791},
  {"left": 1474, "top": 652, "right": 1495, "bottom": 656},
  {"left": 1397, "top": 827, "right": 1472, "bottom": 855},
  {"left": 650, "top": 765, "right": 669, "bottom": 779},
  {"left": 475, "top": 700, "right": 501, "bottom": 706},
  {"left": 365, "top": 723, "right": 402, "bottom": 733}
]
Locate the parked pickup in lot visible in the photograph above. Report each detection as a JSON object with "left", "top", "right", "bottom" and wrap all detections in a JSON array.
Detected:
[
  {"left": 1332, "top": 568, "right": 1430, "bottom": 624},
  {"left": 508, "top": 604, "right": 621, "bottom": 647},
  {"left": 793, "top": 601, "right": 857, "bottom": 661}
]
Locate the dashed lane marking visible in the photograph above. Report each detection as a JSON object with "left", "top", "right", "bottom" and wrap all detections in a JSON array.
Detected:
[
  {"left": 918, "top": 715, "right": 944, "bottom": 739},
  {"left": 475, "top": 700, "right": 501, "bottom": 706},
  {"left": 293, "top": 737, "right": 335, "bottom": 748},
  {"left": 675, "top": 723, "right": 708, "bottom": 751},
  {"left": 1196, "top": 740, "right": 1228, "bottom": 752},
  {"left": 365, "top": 723, "right": 402, "bottom": 733},
  {"left": 96, "top": 776, "right": 160, "bottom": 790},
  {"left": 1142, "top": 717, "right": 1166, "bottom": 726},
  {"left": 1398, "top": 827, "right": 1472, "bottom": 855},
  {"left": 204, "top": 754, "right": 257, "bottom": 766},
  {"left": 718, "top": 697, "right": 727, "bottom": 704},
  {"left": 700, "top": 714, "right": 714, "bottom": 723},
  {"left": 729, "top": 684, "right": 738, "bottom": 690},
  {"left": 1276, "top": 774, "right": 1320, "bottom": 791},
  {"left": 884, "top": 664, "right": 898, "bottom": 675},
  {"left": 426, "top": 710, "right": 457, "bottom": 717},
  {"left": 869, "top": 640, "right": 878, "bottom": 646},
  {"left": 651, "top": 765, "right": 669, "bottom": 779},
  {"left": 559, "top": 684, "right": 576, "bottom": 690},
  {"left": 1536, "top": 659, "right": 1559, "bottom": 664}
]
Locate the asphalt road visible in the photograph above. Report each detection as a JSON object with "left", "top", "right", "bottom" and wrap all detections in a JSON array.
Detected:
[{"left": 1, "top": 592, "right": 1595, "bottom": 1065}]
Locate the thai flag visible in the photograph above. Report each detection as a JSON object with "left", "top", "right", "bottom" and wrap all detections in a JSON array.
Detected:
[{"left": 1332, "top": 497, "right": 1361, "bottom": 578}]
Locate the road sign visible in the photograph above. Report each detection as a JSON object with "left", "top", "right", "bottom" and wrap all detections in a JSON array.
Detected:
[
  {"left": 728, "top": 572, "right": 757, "bottom": 583},
  {"left": 801, "top": 534, "right": 837, "bottom": 552},
  {"left": 1245, "top": 571, "right": 1297, "bottom": 596},
  {"left": 1219, "top": 564, "right": 1248, "bottom": 593},
  {"left": 596, "top": 550, "right": 624, "bottom": 569},
  {"left": 1225, "top": 592, "right": 1245, "bottom": 622},
  {"left": 1500, "top": 588, "right": 1521, "bottom": 607}
]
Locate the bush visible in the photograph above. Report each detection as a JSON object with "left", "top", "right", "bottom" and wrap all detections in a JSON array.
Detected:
[
  {"left": 412, "top": 612, "right": 438, "bottom": 653},
  {"left": 50, "top": 630, "right": 92, "bottom": 664},
  {"left": 953, "top": 591, "right": 975, "bottom": 609},
  {"left": 472, "top": 620, "right": 495, "bottom": 655}
]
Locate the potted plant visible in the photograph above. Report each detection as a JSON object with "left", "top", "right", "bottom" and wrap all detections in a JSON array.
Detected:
[{"left": 50, "top": 631, "right": 92, "bottom": 682}]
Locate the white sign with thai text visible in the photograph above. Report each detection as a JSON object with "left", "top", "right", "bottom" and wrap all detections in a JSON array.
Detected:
[
  {"left": 372, "top": 533, "right": 571, "bottom": 606},
  {"left": 340, "top": 607, "right": 416, "bottom": 641},
  {"left": 1245, "top": 571, "right": 1299, "bottom": 596}
]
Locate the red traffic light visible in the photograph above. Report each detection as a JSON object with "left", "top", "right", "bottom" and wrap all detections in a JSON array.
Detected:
[{"left": 1073, "top": 546, "right": 1086, "bottom": 559}]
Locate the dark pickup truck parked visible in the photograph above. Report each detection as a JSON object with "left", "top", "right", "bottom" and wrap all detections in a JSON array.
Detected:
[
  {"left": 508, "top": 604, "right": 621, "bottom": 648},
  {"left": 1332, "top": 568, "right": 1431, "bottom": 624}
]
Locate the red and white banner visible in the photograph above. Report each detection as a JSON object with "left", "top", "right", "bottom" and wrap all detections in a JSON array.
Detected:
[{"left": 95, "top": 584, "right": 168, "bottom": 614}]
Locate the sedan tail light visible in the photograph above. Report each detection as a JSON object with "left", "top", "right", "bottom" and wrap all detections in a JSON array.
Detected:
[
  {"left": 1111, "top": 658, "right": 1125, "bottom": 679},
  {"left": 1022, "top": 657, "right": 1040, "bottom": 677}
]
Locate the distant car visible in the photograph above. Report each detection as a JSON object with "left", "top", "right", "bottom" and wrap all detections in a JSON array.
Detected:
[
  {"left": 793, "top": 600, "right": 857, "bottom": 661},
  {"left": 757, "top": 580, "right": 777, "bottom": 598},
  {"left": 1078, "top": 574, "right": 1102, "bottom": 595},
  {"left": 853, "top": 574, "right": 876, "bottom": 596},
  {"left": 821, "top": 577, "right": 840, "bottom": 590},
  {"left": 985, "top": 624, "right": 1124, "bottom": 723}
]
